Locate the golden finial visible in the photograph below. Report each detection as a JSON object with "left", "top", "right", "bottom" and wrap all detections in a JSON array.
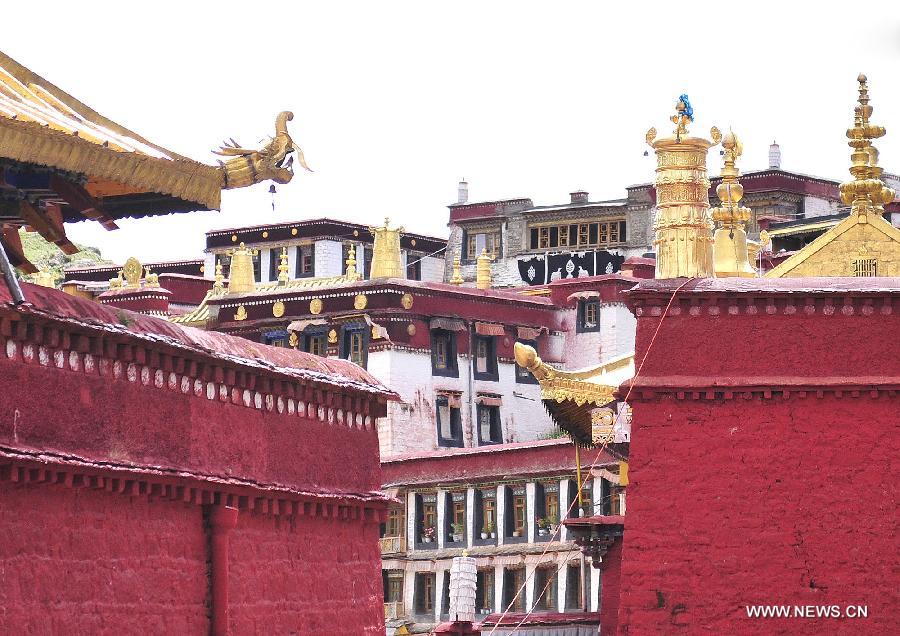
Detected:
[
  {"left": 277, "top": 246, "right": 290, "bottom": 284},
  {"left": 840, "top": 73, "right": 894, "bottom": 218},
  {"left": 369, "top": 217, "right": 404, "bottom": 279},
  {"left": 450, "top": 250, "right": 464, "bottom": 285},
  {"left": 711, "top": 131, "right": 755, "bottom": 277},
  {"left": 213, "top": 259, "right": 225, "bottom": 294},
  {"left": 345, "top": 244, "right": 360, "bottom": 280},
  {"left": 226, "top": 242, "right": 257, "bottom": 294},
  {"left": 475, "top": 248, "right": 493, "bottom": 290},
  {"left": 122, "top": 257, "right": 142, "bottom": 289},
  {"left": 646, "top": 94, "right": 717, "bottom": 278}
]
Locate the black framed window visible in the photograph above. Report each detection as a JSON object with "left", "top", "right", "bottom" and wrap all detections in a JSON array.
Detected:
[
  {"left": 474, "top": 489, "right": 497, "bottom": 545},
  {"left": 406, "top": 255, "right": 422, "bottom": 280},
  {"left": 416, "top": 494, "right": 438, "bottom": 547},
  {"left": 268, "top": 247, "right": 280, "bottom": 281},
  {"left": 431, "top": 329, "right": 458, "bottom": 377},
  {"left": 263, "top": 330, "right": 288, "bottom": 348},
  {"left": 477, "top": 404, "right": 502, "bottom": 445},
  {"left": 473, "top": 335, "right": 498, "bottom": 381},
  {"left": 340, "top": 325, "right": 368, "bottom": 368},
  {"left": 465, "top": 231, "right": 501, "bottom": 261},
  {"left": 436, "top": 395, "right": 463, "bottom": 447},
  {"left": 502, "top": 568, "right": 526, "bottom": 612},
  {"left": 515, "top": 340, "right": 539, "bottom": 384},
  {"left": 251, "top": 249, "right": 261, "bottom": 282},
  {"left": 295, "top": 245, "right": 314, "bottom": 278},
  {"left": 577, "top": 300, "right": 601, "bottom": 333},
  {"left": 565, "top": 563, "right": 591, "bottom": 610},
  {"left": 415, "top": 572, "right": 436, "bottom": 615},
  {"left": 534, "top": 567, "right": 558, "bottom": 612},
  {"left": 303, "top": 330, "right": 328, "bottom": 356},
  {"left": 476, "top": 569, "right": 495, "bottom": 614},
  {"left": 445, "top": 492, "right": 466, "bottom": 545},
  {"left": 363, "top": 245, "right": 373, "bottom": 279}
]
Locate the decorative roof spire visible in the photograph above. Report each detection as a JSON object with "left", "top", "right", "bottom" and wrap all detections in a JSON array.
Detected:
[
  {"left": 345, "top": 244, "right": 360, "bottom": 280},
  {"left": 475, "top": 248, "right": 493, "bottom": 289},
  {"left": 212, "top": 259, "right": 225, "bottom": 294},
  {"left": 449, "top": 250, "right": 464, "bottom": 285},
  {"left": 840, "top": 74, "right": 895, "bottom": 217},
  {"left": 646, "top": 96, "right": 720, "bottom": 278},
  {"left": 277, "top": 246, "right": 290, "bottom": 284},
  {"left": 369, "top": 217, "right": 404, "bottom": 279},
  {"left": 711, "top": 131, "right": 755, "bottom": 277},
  {"left": 226, "top": 242, "right": 257, "bottom": 294}
]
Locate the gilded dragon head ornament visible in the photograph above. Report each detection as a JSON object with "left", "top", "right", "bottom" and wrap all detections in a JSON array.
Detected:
[{"left": 214, "top": 111, "right": 312, "bottom": 189}]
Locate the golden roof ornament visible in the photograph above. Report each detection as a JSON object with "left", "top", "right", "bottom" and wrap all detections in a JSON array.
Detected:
[
  {"left": 450, "top": 250, "right": 464, "bottom": 285},
  {"left": 226, "top": 242, "right": 257, "bottom": 294},
  {"left": 277, "top": 246, "right": 290, "bottom": 285},
  {"left": 122, "top": 257, "right": 143, "bottom": 288},
  {"left": 711, "top": 131, "right": 755, "bottom": 277},
  {"left": 369, "top": 217, "right": 404, "bottom": 279},
  {"left": 109, "top": 270, "right": 124, "bottom": 289},
  {"left": 144, "top": 265, "right": 159, "bottom": 288},
  {"left": 475, "top": 248, "right": 493, "bottom": 289},
  {"left": 839, "top": 74, "right": 895, "bottom": 219},
  {"left": 646, "top": 94, "right": 719, "bottom": 278},
  {"left": 345, "top": 244, "right": 360, "bottom": 280},
  {"left": 212, "top": 259, "right": 225, "bottom": 294}
]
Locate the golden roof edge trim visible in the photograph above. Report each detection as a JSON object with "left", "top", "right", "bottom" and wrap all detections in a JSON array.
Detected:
[{"left": 0, "top": 117, "right": 222, "bottom": 209}]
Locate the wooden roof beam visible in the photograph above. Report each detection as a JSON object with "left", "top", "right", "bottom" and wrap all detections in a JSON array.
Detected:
[
  {"left": 48, "top": 174, "right": 119, "bottom": 230},
  {"left": 0, "top": 224, "right": 37, "bottom": 273},
  {"left": 19, "top": 200, "right": 79, "bottom": 255}
]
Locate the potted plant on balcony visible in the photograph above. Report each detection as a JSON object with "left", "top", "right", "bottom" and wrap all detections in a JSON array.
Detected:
[
  {"left": 422, "top": 524, "right": 436, "bottom": 544},
  {"left": 537, "top": 517, "right": 550, "bottom": 537},
  {"left": 451, "top": 522, "right": 464, "bottom": 542},
  {"left": 486, "top": 521, "right": 496, "bottom": 539}
]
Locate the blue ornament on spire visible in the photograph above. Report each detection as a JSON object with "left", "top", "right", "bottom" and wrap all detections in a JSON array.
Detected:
[{"left": 678, "top": 94, "right": 694, "bottom": 121}]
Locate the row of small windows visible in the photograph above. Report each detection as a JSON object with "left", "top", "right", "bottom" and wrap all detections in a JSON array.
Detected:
[
  {"left": 384, "top": 564, "right": 588, "bottom": 616},
  {"left": 529, "top": 220, "right": 626, "bottom": 250},
  {"left": 432, "top": 330, "right": 538, "bottom": 384},
  {"left": 436, "top": 396, "right": 501, "bottom": 447},
  {"left": 265, "top": 325, "right": 368, "bottom": 368}
]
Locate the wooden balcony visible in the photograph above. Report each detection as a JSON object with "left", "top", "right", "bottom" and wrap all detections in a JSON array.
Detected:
[
  {"left": 379, "top": 535, "right": 407, "bottom": 554},
  {"left": 384, "top": 601, "right": 403, "bottom": 620}
]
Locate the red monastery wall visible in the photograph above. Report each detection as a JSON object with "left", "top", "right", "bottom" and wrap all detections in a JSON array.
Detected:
[
  {"left": 618, "top": 279, "right": 899, "bottom": 635},
  {"left": 0, "top": 481, "right": 208, "bottom": 634},
  {"left": 0, "top": 282, "right": 393, "bottom": 635}
]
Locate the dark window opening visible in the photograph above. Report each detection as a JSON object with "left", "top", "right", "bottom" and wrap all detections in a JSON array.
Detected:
[
  {"left": 363, "top": 246, "right": 373, "bottom": 279},
  {"left": 263, "top": 330, "right": 288, "bottom": 348},
  {"left": 436, "top": 395, "right": 463, "bottom": 447},
  {"left": 415, "top": 572, "right": 436, "bottom": 614},
  {"left": 502, "top": 568, "right": 526, "bottom": 612},
  {"left": 431, "top": 329, "right": 459, "bottom": 377},
  {"left": 295, "top": 245, "right": 314, "bottom": 278},
  {"left": 406, "top": 255, "right": 422, "bottom": 280},
  {"left": 577, "top": 299, "right": 601, "bottom": 333},
  {"left": 477, "top": 404, "right": 502, "bottom": 445},
  {"left": 476, "top": 569, "right": 495, "bottom": 614},
  {"left": 445, "top": 493, "right": 466, "bottom": 544},
  {"left": 534, "top": 568, "right": 558, "bottom": 612},
  {"left": 340, "top": 326, "right": 368, "bottom": 368},
  {"left": 474, "top": 490, "right": 497, "bottom": 544},
  {"left": 474, "top": 335, "right": 498, "bottom": 381},
  {"left": 251, "top": 249, "right": 261, "bottom": 282},
  {"left": 303, "top": 332, "right": 327, "bottom": 357}
]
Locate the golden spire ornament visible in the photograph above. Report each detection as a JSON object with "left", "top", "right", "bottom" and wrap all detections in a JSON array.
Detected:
[
  {"left": 646, "top": 95, "right": 719, "bottom": 278},
  {"left": 839, "top": 74, "right": 895, "bottom": 218},
  {"left": 449, "top": 250, "right": 464, "bottom": 285},
  {"left": 345, "top": 244, "right": 360, "bottom": 280},
  {"left": 711, "top": 131, "right": 755, "bottom": 277},
  {"left": 475, "top": 248, "right": 493, "bottom": 289},
  {"left": 369, "top": 217, "right": 404, "bottom": 279},
  {"left": 226, "top": 242, "right": 257, "bottom": 294},
  {"left": 277, "top": 246, "right": 290, "bottom": 284},
  {"left": 212, "top": 259, "right": 225, "bottom": 294}
]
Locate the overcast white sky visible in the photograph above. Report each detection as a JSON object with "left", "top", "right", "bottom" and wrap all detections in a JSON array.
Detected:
[{"left": 4, "top": 1, "right": 900, "bottom": 263}]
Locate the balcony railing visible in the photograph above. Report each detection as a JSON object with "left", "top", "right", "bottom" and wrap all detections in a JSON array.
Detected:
[
  {"left": 379, "top": 535, "right": 407, "bottom": 554},
  {"left": 384, "top": 601, "right": 403, "bottom": 620}
]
